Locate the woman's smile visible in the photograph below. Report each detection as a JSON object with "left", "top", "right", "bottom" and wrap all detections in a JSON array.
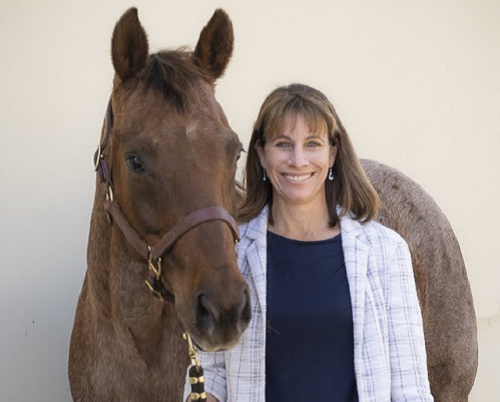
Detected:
[{"left": 281, "top": 172, "right": 314, "bottom": 183}]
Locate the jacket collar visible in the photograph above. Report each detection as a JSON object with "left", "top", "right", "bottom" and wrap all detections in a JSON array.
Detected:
[
  {"left": 338, "top": 208, "right": 370, "bottom": 244},
  {"left": 243, "top": 205, "right": 368, "bottom": 234},
  {"left": 242, "top": 204, "right": 370, "bottom": 243},
  {"left": 242, "top": 205, "right": 269, "bottom": 241},
  {"left": 237, "top": 206, "right": 269, "bottom": 313}
]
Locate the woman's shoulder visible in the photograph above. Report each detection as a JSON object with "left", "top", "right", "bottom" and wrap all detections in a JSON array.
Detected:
[
  {"left": 237, "top": 221, "right": 250, "bottom": 240},
  {"left": 339, "top": 206, "right": 403, "bottom": 247},
  {"left": 355, "top": 220, "right": 412, "bottom": 279},
  {"left": 359, "top": 218, "right": 408, "bottom": 251},
  {"left": 237, "top": 206, "right": 269, "bottom": 243}
]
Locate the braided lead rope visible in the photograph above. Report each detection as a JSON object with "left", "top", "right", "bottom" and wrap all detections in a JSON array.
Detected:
[{"left": 184, "top": 333, "right": 207, "bottom": 402}]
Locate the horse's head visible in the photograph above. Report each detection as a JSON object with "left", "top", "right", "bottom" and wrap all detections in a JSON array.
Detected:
[{"left": 104, "top": 8, "right": 250, "bottom": 351}]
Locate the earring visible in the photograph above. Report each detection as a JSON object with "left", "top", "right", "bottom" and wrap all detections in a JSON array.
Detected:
[
  {"left": 328, "top": 168, "right": 334, "bottom": 181},
  {"left": 263, "top": 169, "right": 267, "bottom": 182}
]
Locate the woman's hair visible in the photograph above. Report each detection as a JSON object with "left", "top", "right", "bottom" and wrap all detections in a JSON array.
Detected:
[{"left": 238, "top": 83, "right": 379, "bottom": 226}]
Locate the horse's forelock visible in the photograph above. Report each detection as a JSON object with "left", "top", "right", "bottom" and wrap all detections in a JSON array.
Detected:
[{"left": 136, "top": 50, "right": 210, "bottom": 112}]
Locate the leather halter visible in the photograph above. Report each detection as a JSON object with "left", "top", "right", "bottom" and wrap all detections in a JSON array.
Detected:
[{"left": 93, "top": 99, "right": 240, "bottom": 304}]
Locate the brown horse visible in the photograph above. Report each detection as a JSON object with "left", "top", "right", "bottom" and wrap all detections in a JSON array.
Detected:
[
  {"left": 362, "top": 159, "right": 478, "bottom": 402},
  {"left": 69, "top": 8, "right": 251, "bottom": 401}
]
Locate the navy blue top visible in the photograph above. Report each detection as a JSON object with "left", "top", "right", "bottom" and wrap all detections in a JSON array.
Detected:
[{"left": 265, "top": 231, "right": 358, "bottom": 402}]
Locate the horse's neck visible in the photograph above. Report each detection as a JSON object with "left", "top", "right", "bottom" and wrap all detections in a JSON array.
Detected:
[{"left": 86, "top": 187, "right": 185, "bottom": 364}]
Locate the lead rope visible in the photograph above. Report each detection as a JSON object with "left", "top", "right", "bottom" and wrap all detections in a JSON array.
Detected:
[{"left": 183, "top": 332, "right": 207, "bottom": 401}]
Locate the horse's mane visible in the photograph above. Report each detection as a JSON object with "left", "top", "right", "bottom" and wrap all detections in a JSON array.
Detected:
[{"left": 139, "top": 49, "right": 210, "bottom": 111}]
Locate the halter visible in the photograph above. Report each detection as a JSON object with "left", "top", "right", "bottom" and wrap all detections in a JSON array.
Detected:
[{"left": 93, "top": 98, "right": 239, "bottom": 402}]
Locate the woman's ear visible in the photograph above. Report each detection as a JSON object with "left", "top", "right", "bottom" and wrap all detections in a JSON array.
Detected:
[
  {"left": 329, "top": 145, "right": 337, "bottom": 167},
  {"left": 255, "top": 143, "right": 266, "bottom": 169}
]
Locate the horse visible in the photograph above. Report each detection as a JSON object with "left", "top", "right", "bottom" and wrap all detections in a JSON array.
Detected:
[
  {"left": 68, "top": 8, "right": 251, "bottom": 401},
  {"left": 362, "top": 159, "right": 478, "bottom": 402}
]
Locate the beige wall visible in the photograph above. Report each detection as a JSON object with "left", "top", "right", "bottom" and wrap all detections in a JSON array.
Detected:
[{"left": 1, "top": 0, "right": 498, "bottom": 400}]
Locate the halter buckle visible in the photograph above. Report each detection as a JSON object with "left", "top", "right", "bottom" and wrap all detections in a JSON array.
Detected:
[
  {"left": 145, "top": 246, "right": 165, "bottom": 301},
  {"left": 148, "top": 247, "right": 162, "bottom": 280},
  {"left": 105, "top": 186, "right": 114, "bottom": 202}
]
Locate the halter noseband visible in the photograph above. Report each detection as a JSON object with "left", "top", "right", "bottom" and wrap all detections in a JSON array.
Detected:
[{"left": 93, "top": 99, "right": 240, "bottom": 304}]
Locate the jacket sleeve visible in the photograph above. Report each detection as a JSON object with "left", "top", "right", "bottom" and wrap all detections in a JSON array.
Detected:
[
  {"left": 388, "top": 237, "right": 434, "bottom": 402},
  {"left": 183, "top": 350, "right": 227, "bottom": 402}
]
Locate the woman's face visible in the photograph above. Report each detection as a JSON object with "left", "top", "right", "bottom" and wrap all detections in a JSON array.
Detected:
[{"left": 256, "top": 113, "right": 336, "bottom": 209}]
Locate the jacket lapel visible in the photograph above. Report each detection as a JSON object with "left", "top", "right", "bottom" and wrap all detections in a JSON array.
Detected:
[
  {"left": 339, "top": 213, "right": 370, "bottom": 376},
  {"left": 239, "top": 206, "right": 269, "bottom": 317}
]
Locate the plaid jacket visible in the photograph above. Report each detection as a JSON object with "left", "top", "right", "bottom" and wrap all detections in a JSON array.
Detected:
[{"left": 184, "top": 206, "right": 433, "bottom": 402}]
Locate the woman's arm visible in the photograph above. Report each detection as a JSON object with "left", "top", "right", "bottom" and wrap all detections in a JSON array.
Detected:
[{"left": 387, "top": 237, "right": 433, "bottom": 402}]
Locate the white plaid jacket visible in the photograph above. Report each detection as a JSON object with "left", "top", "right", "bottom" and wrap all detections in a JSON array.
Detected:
[{"left": 184, "top": 206, "right": 433, "bottom": 402}]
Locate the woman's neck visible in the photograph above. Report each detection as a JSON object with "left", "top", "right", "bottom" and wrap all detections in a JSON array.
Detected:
[{"left": 269, "top": 198, "right": 339, "bottom": 241}]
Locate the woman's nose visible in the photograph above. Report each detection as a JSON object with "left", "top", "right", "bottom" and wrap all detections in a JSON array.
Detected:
[{"left": 289, "top": 146, "right": 308, "bottom": 167}]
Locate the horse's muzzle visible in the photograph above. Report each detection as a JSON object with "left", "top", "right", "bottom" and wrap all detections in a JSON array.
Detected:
[{"left": 191, "top": 283, "right": 251, "bottom": 351}]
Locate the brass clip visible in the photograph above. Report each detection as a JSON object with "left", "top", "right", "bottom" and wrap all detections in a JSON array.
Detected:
[{"left": 183, "top": 332, "right": 201, "bottom": 371}]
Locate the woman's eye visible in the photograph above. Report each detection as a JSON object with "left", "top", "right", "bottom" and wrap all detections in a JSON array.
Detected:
[
  {"left": 307, "top": 141, "right": 321, "bottom": 147},
  {"left": 276, "top": 142, "right": 291, "bottom": 148},
  {"left": 125, "top": 154, "right": 145, "bottom": 172}
]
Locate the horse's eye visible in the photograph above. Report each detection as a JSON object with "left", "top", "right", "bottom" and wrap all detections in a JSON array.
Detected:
[{"left": 125, "top": 154, "right": 145, "bottom": 173}]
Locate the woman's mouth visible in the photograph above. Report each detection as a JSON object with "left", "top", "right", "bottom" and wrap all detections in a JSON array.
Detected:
[{"left": 282, "top": 173, "right": 314, "bottom": 183}]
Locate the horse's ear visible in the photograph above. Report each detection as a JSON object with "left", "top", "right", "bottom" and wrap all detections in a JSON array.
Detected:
[
  {"left": 111, "top": 8, "right": 149, "bottom": 82},
  {"left": 192, "top": 9, "right": 234, "bottom": 82}
]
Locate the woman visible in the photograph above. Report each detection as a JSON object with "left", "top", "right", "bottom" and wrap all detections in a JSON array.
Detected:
[{"left": 185, "top": 84, "right": 433, "bottom": 401}]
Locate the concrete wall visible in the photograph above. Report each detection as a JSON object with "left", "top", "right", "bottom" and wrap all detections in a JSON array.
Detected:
[{"left": 1, "top": 0, "right": 498, "bottom": 400}]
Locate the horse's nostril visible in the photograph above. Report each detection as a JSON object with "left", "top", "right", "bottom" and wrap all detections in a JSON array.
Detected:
[
  {"left": 196, "top": 293, "right": 217, "bottom": 333},
  {"left": 195, "top": 287, "right": 251, "bottom": 338}
]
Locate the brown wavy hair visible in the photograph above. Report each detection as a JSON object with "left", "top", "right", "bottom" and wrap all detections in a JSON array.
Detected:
[{"left": 238, "top": 83, "right": 379, "bottom": 226}]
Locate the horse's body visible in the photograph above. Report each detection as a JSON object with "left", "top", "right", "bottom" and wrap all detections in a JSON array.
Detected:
[
  {"left": 69, "top": 8, "right": 477, "bottom": 402},
  {"left": 362, "top": 159, "right": 478, "bottom": 402}
]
